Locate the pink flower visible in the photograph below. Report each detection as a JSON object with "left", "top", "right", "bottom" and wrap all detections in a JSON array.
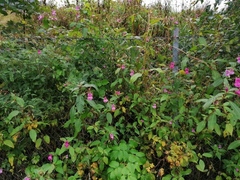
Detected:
[
  {"left": 111, "top": 104, "right": 116, "bottom": 112},
  {"left": 169, "top": 121, "right": 173, "bottom": 125},
  {"left": 76, "top": 6, "right": 80, "bottom": 10},
  {"left": 121, "top": 64, "right": 125, "bottom": 69},
  {"left": 48, "top": 154, "right": 53, "bottom": 161},
  {"left": 192, "top": 128, "right": 195, "bottom": 133},
  {"left": 116, "top": 18, "right": 121, "bottom": 23},
  {"left": 23, "top": 177, "right": 31, "bottom": 180},
  {"left": 174, "top": 21, "right": 178, "bottom": 25},
  {"left": 235, "top": 89, "right": 240, "bottom": 96},
  {"left": 234, "top": 78, "right": 240, "bottom": 88},
  {"left": 87, "top": 92, "right": 93, "bottom": 100},
  {"left": 103, "top": 96, "right": 108, "bottom": 103},
  {"left": 64, "top": 141, "right": 69, "bottom": 148},
  {"left": 52, "top": 10, "right": 56, "bottom": 16},
  {"left": 225, "top": 87, "right": 229, "bottom": 92},
  {"left": 152, "top": 104, "right": 157, "bottom": 109},
  {"left": 184, "top": 68, "right": 189, "bottom": 74},
  {"left": 218, "top": 144, "right": 222, "bottom": 149},
  {"left": 169, "top": 62, "right": 175, "bottom": 69},
  {"left": 0, "top": 168, "right": 2, "bottom": 174},
  {"left": 224, "top": 69, "right": 234, "bottom": 77},
  {"left": 237, "top": 56, "right": 240, "bottom": 63},
  {"left": 37, "top": 50, "right": 41, "bottom": 54},
  {"left": 236, "top": 168, "right": 239, "bottom": 172},
  {"left": 38, "top": 14, "right": 44, "bottom": 21},
  {"left": 115, "top": 91, "right": 121, "bottom": 95},
  {"left": 109, "top": 133, "right": 114, "bottom": 141},
  {"left": 130, "top": 70, "right": 134, "bottom": 76}
]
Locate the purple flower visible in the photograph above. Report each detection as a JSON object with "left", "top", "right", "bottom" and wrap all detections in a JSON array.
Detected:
[
  {"left": 109, "top": 133, "right": 114, "bottom": 141},
  {"left": 121, "top": 64, "right": 125, "bottom": 69},
  {"left": 234, "top": 78, "right": 240, "bottom": 88},
  {"left": 87, "top": 92, "right": 93, "bottom": 100},
  {"left": 169, "top": 62, "right": 175, "bottom": 69},
  {"left": 235, "top": 89, "right": 240, "bottom": 96},
  {"left": 51, "top": 10, "right": 56, "bottom": 16},
  {"left": 0, "top": 168, "right": 2, "bottom": 174},
  {"left": 64, "top": 141, "right": 69, "bottom": 148},
  {"left": 23, "top": 177, "right": 31, "bottom": 180},
  {"left": 76, "top": 6, "right": 80, "bottom": 10},
  {"left": 103, "top": 96, "right": 108, "bottom": 103},
  {"left": 38, "top": 14, "right": 44, "bottom": 21},
  {"left": 218, "top": 144, "right": 222, "bottom": 149},
  {"left": 37, "top": 50, "right": 41, "bottom": 54},
  {"left": 152, "top": 104, "right": 157, "bottom": 109},
  {"left": 192, "top": 128, "right": 195, "bottom": 133},
  {"left": 224, "top": 69, "right": 234, "bottom": 77},
  {"left": 130, "top": 70, "right": 135, "bottom": 76},
  {"left": 48, "top": 154, "right": 53, "bottom": 161},
  {"left": 237, "top": 56, "right": 240, "bottom": 63},
  {"left": 185, "top": 68, "right": 189, "bottom": 74},
  {"left": 169, "top": 121, "right": 173, "bottom": 125}
]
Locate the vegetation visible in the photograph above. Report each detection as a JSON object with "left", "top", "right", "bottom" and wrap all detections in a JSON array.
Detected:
[{"left": 0, "top": 0, "right": 240, "bottom": 179}]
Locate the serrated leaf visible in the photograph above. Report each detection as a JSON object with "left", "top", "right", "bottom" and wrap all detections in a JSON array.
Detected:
[
  {"left": 227, "top": 140, "right": 240, "bottom": 150},
  {"left": 130, "top": 73, "right": 142, "bottom": 83},
  {"left": 4, "top": 140, "right": 14, "bottom": 148},
  {"left": 198, "top": 37, "right": 207, "bottom": 46},
  {"left": 29, "top": 129, "right": 37, "bottom": 142}
]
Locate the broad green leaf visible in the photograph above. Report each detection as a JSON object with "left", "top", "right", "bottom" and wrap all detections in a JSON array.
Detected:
[
  {"left": 106, "top": 113, "right": 112, "bottom": 124},
  {"left": 69, "top": 147, "right": 76, "bottom": 162},
  {"left": 43, "top": 135, "right": 50, "bottom": 144},
  {"left": 229, "top": 101, "right": 240, "bottom": 118},
  {"left": 7, "top": 110, "right": 20, "bottom": 121},
  {"left": 16, "top": 97, "right": 24, "bottom": 107},
  {"left": 35, "top": 138, "right": 42, "bottom": 149},
  {"left": 196, "top": 121, "right": 206, "bottom": 133},
  {"left": 103, "top": 156, "right": 108, "bottom": 165},
  {"left": 149, "top": 68, "right": 164, "bottom": 73},
  {"left": 4, "top": 140, "right": 14, "bottom": 148},
  {"left": 29, "top": 129, "right": 37, "bottom": 142},
  {"left": 196, "top": 159, "right": 205, "bottom": 172},
  {"left": 198, "top": 37, "right": 207, "bottom": 46},
  {"left": 208, "top": 113, "right": 216, "bottom": 131},
  {"left": 109, "top": 161, "right": 119, "bottom": 168},
  {"left": 76, "top": 95, "right": 85, "bottom": 113},
  {"left": 203, "top": 93, "right": 223, "bottom": 109},
  {"left": 214, "top": 123, "right": 221, "bottom": 136},
  {"left": 227, "top": 140, "right": 240, "bottom": 150},
  {"left": 202, "top": 153, "right": 213, "bottom": 158},
  {"left": 223, "top": 123, "right": 233, "bottom": 137},
  {"left": 82, "top": 83, "right": 98, "bottom": 91},
  {"left": 130, "top": 73, "right": 142, "bottom": 83},
  {"left": 162, "top": 174, "right": 172, "bottom": 180},
  {"left": 212, "top": 78, "right": 223, "bottom": 88}
]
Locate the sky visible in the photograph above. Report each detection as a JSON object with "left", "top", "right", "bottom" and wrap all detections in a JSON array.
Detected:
[{"left": 44, "top": 0, "right": 227, "bottom": 11}]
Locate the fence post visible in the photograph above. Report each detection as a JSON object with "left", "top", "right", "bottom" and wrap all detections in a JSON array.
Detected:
[{"left": 172, "top": 28, "right": 179, "bottom": 72}]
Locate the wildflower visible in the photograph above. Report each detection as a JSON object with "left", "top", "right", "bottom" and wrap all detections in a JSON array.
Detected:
[
  {"left": 169, "top": 62, "right": 175, "bottom": 69},
  {"left": 152, "top": 104, "right": 157, "bottom": 109},
  {"left": 174, "top": 21, "right": 178, "bottom": 25},
  {"left": 170, "top": 17, "right": 174, "bottom": 21},
  {"left": 64, "top": 141, "right": 69, "bottom": 148},
  {"left": 103, "top": 96, "right": 108, "bottom": 103},
  {"left": 76, "top": 6, "right": 80, "bottom": 10},
  {"left": 141, "top": 120, "right": 144, "bottom": 123},
  {"left": 23, "top": 177, "right": 31, "bottom": 180},
  {"left": 237, "top": 56, "right": 240, "bottom": 63},
  {"left": 185, "top": 68, "right": 189, "bottom": 74},
  {"left": 48, "top": 154, "right": 53, "bottom": 161},
  {"left": 37, "top": 50, "right": 41, "bottom": 54},
  {"left": 87, "top": 92, "right": 93, "bottom": 100},
  {"left": 192, "top": 128, "right": 195, "bottom": 133},
  {"left": 235, "top": 89, "right": 240, "bottom": 96},
  {"left": 218, "top": 144, "right": 222, "bottom": 149},
  {"left": 224, "top": 69, "right": 234, "bottom": 77},
  {"left": 38, "top": 14, "right": 44, "bottom": 21},
  {"left": 225, "top": 87, "right": 229, "bottom": 92},
  {"left": 51, "top": 10, "right": 56, "bottom": 16},
  {"left": 115, "top": 91, "right": 121, "bottom": 95},
  {"left": 236, "top": 168, "right": 239, "bottom": 172},
  {"left": 111, "top": 104, "right": 116, "bottom": 112},
  {"left": 121, "top": 64, "right": 125, "bottom": 69},
  {"left": 169, "top": 121, "right": 173, "bottom": 125},
  {"left": 234, "top": 78, "right": 240, "bottom": 88},
  {"left": 109, "top": 133, "right": 114, "bottom": 141},
  {"left": 0, "top": 168, "right": 2, "bottom": 174},
  {"left": 116, "top": 18, "right": 121, "bottom": 23},
  {"left": 76, "top": 13, "right": 80, "bottom": 19},
  {"left": 130, "top": 70, "right": 135, "bottom": 76}
]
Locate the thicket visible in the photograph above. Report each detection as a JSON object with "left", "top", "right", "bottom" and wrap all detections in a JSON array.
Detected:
[{"left": 0, "top": 0, "right": 240, "bottom": 179}]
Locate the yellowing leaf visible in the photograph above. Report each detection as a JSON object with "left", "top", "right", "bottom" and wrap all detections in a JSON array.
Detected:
[
  {"left": 4, "top": 140, "right": 14, "bottom": 148},
  {"left": 122, "top": 106, "right": 126, "bottom": 113}
]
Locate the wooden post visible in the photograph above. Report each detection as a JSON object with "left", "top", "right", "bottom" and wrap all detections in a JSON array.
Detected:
[{"left": 172, "top": 28, "right": 179, "bottom": 72}]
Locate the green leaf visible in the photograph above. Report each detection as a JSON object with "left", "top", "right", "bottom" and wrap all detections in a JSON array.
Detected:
[
  {"left": 196, "top": 121, "right": 206, "bottom": 133},
  {"left": 7, "top": 110, "right": 20, "bottom": 121},
  {"left": 130, "top": 73, "right": 142, "bottom": 83},
  {"left": 103, "top": 156, "right": 108, "bottom": 165},
  {"left": 196, "top": 159, "right": 205, "bottom": 172},
  {"left": 227, "top": 140, "right": 240, "bottom": 150},
  {"left": 229, "top": 101, "right": 240, "bottom": 118},
  {"left": 76, "top": 95, "right": 85, "bottom": 113},
  {"left": 16, "top": 97, "right": 24, "bottom": 107},
  {"left": 223, "top": 123, "right": 233, "bottom": 137},
  {"left": 203, "top": 93, "right": 223, "bottom": 109},
  {"left": 109, "top": 161, "right": 119, "bottom": 168},
  {"left": 69, "top": 147, "right": 76, "bottom": 162},
  {"left": 10, "top": 123, "right": 24, "bottom": 136},
  {"left": 149, "top": 68, "right": 164, "bottom": 74},
  {"left": 29, "top": 129, "right": 37, "bottom": 142},
  {"left": 214, "top": 123, "right": 221, "bottom": 136},
  {"left": 35, "top": 138, "right": 42, "bottom": 149},
  {"left": 198, "top": 37, "right": 207, "bottom": 46},
  {"left": 43, "top": 135, "right": 50, "bottom": 144},
  {"left": 202, "top": 153, "right": 213, "bottom": 158},
  {"left": 106, "top": 113, "right": 112, "bottom": 124},
  {"left": 4, "top": 140, "right": 14, "bottom": 148},
  {"left": 208, "top": 113, "right": 216, "bottom": 131}
]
